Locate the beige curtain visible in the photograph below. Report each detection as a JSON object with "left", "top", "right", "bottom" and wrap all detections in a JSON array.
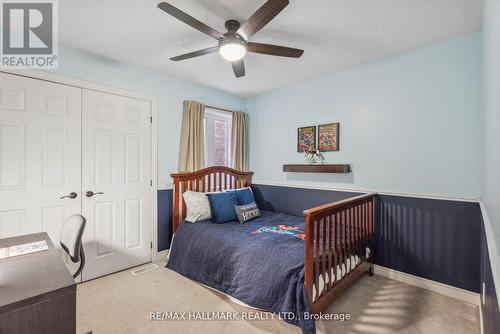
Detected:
[
  {"left": 231, "top": 111, "right": 248, "bottom": 171},
  {"left": 178, "top": 101, "right": 205, "bottom": 171}
]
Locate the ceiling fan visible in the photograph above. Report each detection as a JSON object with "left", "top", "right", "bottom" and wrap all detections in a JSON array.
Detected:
[{"left": 157, "top": 0, "right": 304, "bottom": 78}]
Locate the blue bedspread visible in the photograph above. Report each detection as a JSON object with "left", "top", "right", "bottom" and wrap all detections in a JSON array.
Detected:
[{"left": 166, "top": 210, "right": 315, "bottom": 334}]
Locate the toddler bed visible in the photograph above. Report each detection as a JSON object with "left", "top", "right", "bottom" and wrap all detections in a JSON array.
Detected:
[{"left": 167, "top": 166, "right": 375, "bottom": 334}]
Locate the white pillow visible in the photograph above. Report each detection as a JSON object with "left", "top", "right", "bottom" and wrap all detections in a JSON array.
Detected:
[{"left": 183, "top": 191, "right": 211, "bottom": 223}]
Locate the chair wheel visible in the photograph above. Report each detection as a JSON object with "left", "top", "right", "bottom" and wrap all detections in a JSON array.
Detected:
[{"left": 368, "top": 265, "right": 374, "bottom": 277}]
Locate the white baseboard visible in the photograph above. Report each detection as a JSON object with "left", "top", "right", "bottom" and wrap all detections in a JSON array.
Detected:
[
  {"left": 374, "top": 265, "right": 480, "bottom": 306},
  {"left": 155, "top": 250, "right": 169, "bottom": 262},
  {"left": 479, "top": 303, "right": 484, "bottom": 334}
]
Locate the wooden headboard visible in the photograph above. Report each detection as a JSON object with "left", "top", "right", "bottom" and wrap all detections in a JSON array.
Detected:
[{"left": 170, "top": 166, "right": 254, "bottom": 233}]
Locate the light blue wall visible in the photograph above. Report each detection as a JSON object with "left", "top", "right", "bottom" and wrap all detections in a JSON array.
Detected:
[
  {"left": 49, "top": 34, "right": 483, "bottom": 200},
  {"left": 50, "top": 45, "right": 246, "bottom": 188},
  {"left": 247, "top": 32, "right": 482, "bottom": 199},
  {"left": 482, "top": 0, "right": 500, "bottom": 264}
]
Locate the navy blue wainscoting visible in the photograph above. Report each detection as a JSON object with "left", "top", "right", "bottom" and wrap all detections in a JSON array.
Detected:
[
  {"left": 160, "top": 184, "right": 485, "bottom": 294},
  {"left": 480, "top": 219, "right": 500, "bottom": 334},
  {"left": 157, "top": 189, "right": 173, "bottom": 252},
  {"left": 251, "top": 184, "right": 482, "bottom": 292},
  {"left": 251, "top": 184, "right": 361, "bottom": 217},
  {"left": 375, "top": 195, "right": 481, "bottom": 292}
]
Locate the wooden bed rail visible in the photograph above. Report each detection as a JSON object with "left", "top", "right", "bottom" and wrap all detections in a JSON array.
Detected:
[
  {"left": 304, "top": 193, "right": 376, "bottom": 313},
  {"left": 170, "top": 166, "right": 254, "bottom": 233}
]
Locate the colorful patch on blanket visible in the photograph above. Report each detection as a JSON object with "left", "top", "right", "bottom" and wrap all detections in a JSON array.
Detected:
[{"left": 252, "top": 224, "right": 305, "bottom": 240}]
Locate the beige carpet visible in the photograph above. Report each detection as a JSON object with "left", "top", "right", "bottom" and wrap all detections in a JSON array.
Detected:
[{"left": 77, "top": 263, "right": 479, "bottom": 334}]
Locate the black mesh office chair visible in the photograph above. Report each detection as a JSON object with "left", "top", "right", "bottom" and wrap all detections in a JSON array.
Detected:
[{"left": 60, "top": 214, "right": 86, "bottom": 279}]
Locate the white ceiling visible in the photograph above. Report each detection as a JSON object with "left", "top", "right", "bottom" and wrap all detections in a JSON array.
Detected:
[{"left": 60, "top": 0, "right": 482, "bottom": 97}]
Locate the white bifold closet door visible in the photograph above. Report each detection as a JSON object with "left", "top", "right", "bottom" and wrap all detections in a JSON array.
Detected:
[
  {"left": 81, "top": 89, "right": 151, "bottom": 281},
  {"left": 0, "top": 73, "right": 151, "bottom": 281},
  {"left": 0, "top": 73, "right": 82, "bottom": 274}
]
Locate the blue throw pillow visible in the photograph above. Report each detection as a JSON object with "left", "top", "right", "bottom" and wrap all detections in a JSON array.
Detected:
[
  {"left": 206, "top": 191, "right": 238, "bottom": 224},
  {"left": 235, "top": 187, "right": 255, "bottom": 205}
]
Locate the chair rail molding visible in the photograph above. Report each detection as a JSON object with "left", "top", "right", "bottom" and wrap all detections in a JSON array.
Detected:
[{"left": 252, "top": 181, "right": 480, "bottom": 203}]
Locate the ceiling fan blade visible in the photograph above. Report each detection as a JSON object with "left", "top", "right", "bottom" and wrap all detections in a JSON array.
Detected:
[
  {"left": 248, "top": 42, "right": 303, "bottom": 58},
  {"left": 232, "top": 60, "right": 245, "bottom": 78},
  {"left": 158, "top": 2, "right": 224, "bottom": 40},
  {"left": 238, "top": 0, "right": 289, "bottom": 39},
  {"left": 170, "top": 46, "right": 219, "bottom": 61}
]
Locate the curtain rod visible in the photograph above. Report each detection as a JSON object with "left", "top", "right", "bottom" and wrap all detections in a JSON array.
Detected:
[
  {"left": 184, "top": 100, "right": 241, "bottom": 113},
  {"left": 205, "top": 105, "right": 239, "bottom": 113}
]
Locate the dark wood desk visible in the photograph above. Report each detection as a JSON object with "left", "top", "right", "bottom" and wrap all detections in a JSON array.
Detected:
[{"left": 0, "top": 232, "right": 76, "bottom": 334}]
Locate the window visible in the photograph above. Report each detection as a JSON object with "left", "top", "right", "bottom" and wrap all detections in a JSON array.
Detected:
[{"left": 204, "top": 108, "right": 232, "bottom": 167}]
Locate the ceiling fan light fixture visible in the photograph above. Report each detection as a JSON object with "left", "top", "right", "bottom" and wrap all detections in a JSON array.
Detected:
[
  {"left": 219, "top": 37, "right": 247, "bottom": 62},
  {"left": 159, "top": 1, "right": 303, "bottom": 78}
]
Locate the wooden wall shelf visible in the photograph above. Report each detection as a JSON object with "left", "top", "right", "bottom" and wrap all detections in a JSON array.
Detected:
[{"left": 283, "top": 164, "right": 351, "bottom": 173}]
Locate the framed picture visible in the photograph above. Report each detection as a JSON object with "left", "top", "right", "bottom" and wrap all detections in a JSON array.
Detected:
[
  {"left": 318, "top": 123, "right": 339, "bottom": 151},
  {"left": 297, "top": 126, "right": 316, "bottom": 152}
]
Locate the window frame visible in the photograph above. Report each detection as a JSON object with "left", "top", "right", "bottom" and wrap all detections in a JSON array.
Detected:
[{"left": 204, "top": 107, "right": 233, "bottom": 168}]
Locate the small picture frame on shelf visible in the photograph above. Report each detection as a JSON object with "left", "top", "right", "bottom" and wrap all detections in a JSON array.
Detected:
[
  {"left": 297, "top": 126, "right": 316, "bottom": 152},
  {"left": 318, "top": 123, "right": 339, "bottom": 152}
]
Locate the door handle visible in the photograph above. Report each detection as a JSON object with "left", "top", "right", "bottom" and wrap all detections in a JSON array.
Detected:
[
  {"left": 60, "top": 192, "right": 78, "bottom": 199},
  {"left": 86, "top": 191, "right": 104, "bottom": 198}
]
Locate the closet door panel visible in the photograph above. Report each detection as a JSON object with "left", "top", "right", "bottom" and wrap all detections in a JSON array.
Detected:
[
  {"left": 82, "top": 89, "right": 151, "bottom": 281},
  {"left": 0, "top": 73, "right": 82, "bottom": 274}
]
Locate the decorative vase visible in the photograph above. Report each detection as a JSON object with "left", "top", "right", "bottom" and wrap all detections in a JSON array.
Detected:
[{"left": 304, "top": 146, "right": 323, "bottom": 164}]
